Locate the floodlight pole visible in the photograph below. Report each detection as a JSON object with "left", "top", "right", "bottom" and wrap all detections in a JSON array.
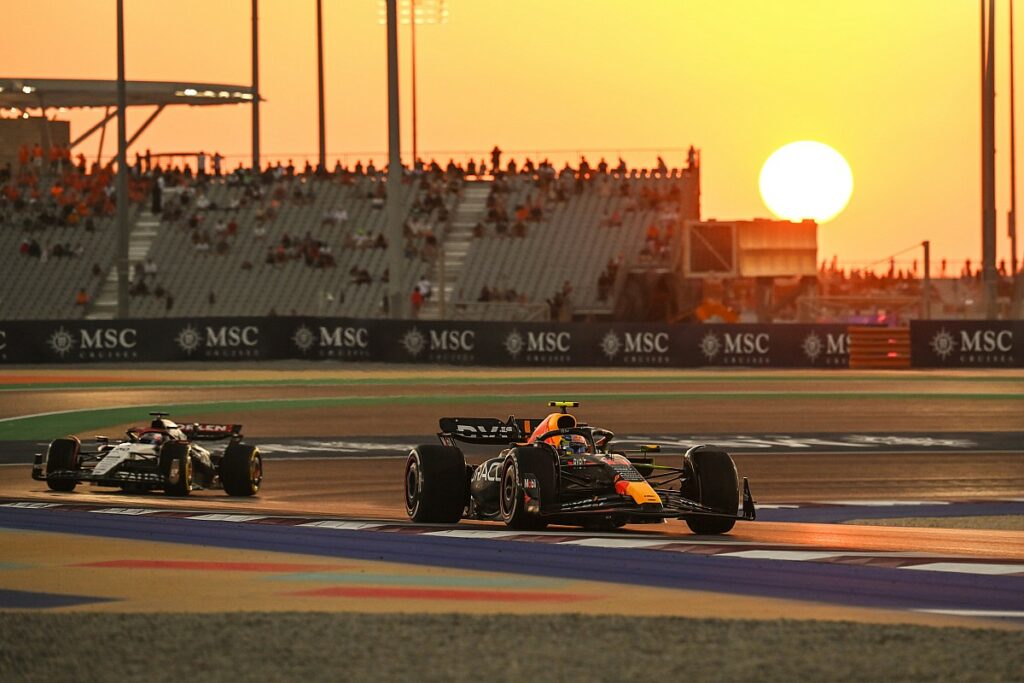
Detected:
[
  {"left": 1010, "top": 0, "right": 1023, "bottom": 314},
  {"left": 981, "top": 0, "right": 998, "bottom": 319},
  {"left": 115, "top": 0, "right": 129, "bottom": 319},
  {"left": 252, "top": 0, "right": 261, "bottom": 171},
  {"left": 386, "top": 0, "right": 406, "bottom": 318},
  {"left": 316, "top": 0, "right": 327, "bottom": 173},
  {"left": 922, "top": 240, "right": 931, "bottom": 319},
  {"left": 411, "top": 0, "right": 418, "bottom": 166}
]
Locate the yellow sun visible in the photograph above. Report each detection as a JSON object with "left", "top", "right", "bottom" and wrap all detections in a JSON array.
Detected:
[{"left": 759, "top": 141, "right": 853, "bottom": 223}]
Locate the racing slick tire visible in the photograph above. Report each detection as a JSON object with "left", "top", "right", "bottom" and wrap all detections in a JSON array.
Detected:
[
  {"left": 405, "top": 445, "right": 468, "bottom": 524},
  {"left": 159, "top": 442, "right": 193, "bottom": 497},
  {"left": 220, "top": 444, "right": 263, "bottom": 497},
  {"left": 682, "top": 448, "right": 739, "bottom": 535},
  {"left": 45, "top": 437, "right": 80, "bottom": 492},
  {"left": 498, "top": 449, "right": 555, "bottom": 531}
]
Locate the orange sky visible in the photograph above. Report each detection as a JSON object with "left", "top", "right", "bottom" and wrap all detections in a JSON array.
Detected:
[{"left": 2, "top": 0, "right": 1022, "bottom": 270}]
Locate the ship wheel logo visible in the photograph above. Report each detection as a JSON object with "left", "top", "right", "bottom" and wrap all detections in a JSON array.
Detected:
[
  {"left": 175, "top": 325, "right": 202, "bottom": 354},
  {"left": 699, "top": 332, "right": 721, "bottom": 360},
  {"left": 600, "top": 331, "right": 622, "bottom": 359},
  {"left": 802, "top": 332, "right": 823, "bottom": 361},
  {"left": 47, "top": 327, "right": 76, "bottom": 357},
  {"left": 401, "top": 327, "right": 426, "bottom": 357},
  {"left": 503, "top": 330, "right": 525, "bottom": 358},
  {"left": 930, "top": 329, "right": 956, "bottom": 360},
  {"left": 292, "top": 325, "right": 316, "bottom": 352}
]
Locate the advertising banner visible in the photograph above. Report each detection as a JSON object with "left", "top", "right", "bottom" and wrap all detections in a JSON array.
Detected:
[
  {"left": 911, "top": 320, "right": 1022, "bottom": 368},
  {"left": 2, "top": 316, "right": 973, "bottom": 369}
]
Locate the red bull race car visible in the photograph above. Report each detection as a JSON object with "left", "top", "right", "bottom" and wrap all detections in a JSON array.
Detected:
[
  {"left": 32, "top": 412, "right": 262, "bottom": 497},
  {"left": 404, "top": 401, "right": 755, "bottom": 534}
]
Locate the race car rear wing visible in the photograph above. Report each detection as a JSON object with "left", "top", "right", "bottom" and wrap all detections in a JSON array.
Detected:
[
  {"left": 186, "top": 423, "right": 243, "bottom": 440},
  {"left": 438, "top": 417, "right": 544, "bottom": 445}
]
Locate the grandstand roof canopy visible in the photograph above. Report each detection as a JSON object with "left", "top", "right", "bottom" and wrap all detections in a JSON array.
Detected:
[{"left": 0, "top": 78, "right": 258, "bottom": 109}]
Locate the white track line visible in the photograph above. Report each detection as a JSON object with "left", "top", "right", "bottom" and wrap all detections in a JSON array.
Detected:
[{"left": 901, "top": 562, "right": 1024, "bottom": 576}]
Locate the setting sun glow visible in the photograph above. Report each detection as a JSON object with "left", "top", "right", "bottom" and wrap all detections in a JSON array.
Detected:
[{"left": 759, "top": 141, "right": 854, "bottom": 223}]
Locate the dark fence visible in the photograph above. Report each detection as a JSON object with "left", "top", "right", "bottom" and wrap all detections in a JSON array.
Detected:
[
  {"left": 0, "top": 318, "right": 852, "bottom": 367},
  {"left": 910, "top": 320, "right": 1023, "bottom": 368},
  {"left": 1, "top": 317, "right": 1017, "bottom": 367}
]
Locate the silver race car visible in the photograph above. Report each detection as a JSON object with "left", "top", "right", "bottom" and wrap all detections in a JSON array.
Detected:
[{"left": 32, "top": 412, "right": 262, "bottom": 497}]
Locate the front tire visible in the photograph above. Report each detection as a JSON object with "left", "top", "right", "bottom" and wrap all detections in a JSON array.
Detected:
[
  {"left": 405, "top": 445, "right": 467, "bottom": 523},
  {"left": 220, "top": 444, "right": 262, "bottom": 496},
  {"left": 160, "top": 442, "right": 193, "bottom": 497},
  {"left": 499, "top": 453, "right": 549, "bottom": 531},
  {"left": 683, "top": 448, "right": 739, "bottom": 534},
  {"left": 45, "top": 437, "right": 80, "bottom": 492}
]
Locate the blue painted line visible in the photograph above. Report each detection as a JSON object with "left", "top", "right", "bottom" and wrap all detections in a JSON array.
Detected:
[
  {"left": 1, "top": 507, "right": 1021, "bottom": 614},
  {"left": 758, "top": 502, "right": 1024, "bottom": 524},
  {"left": 269, "top": 572, "right": 566, "bottom": 588},
  {"left": 0, "top": 562, "right": 31, "bottom": 570},
  {"left": 0, "top": 588, "right": 115, "bottom": 609}
]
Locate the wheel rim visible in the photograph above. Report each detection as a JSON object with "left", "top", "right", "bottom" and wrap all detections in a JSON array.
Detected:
[
  {"left": 500, "top": 462, "right": 518, "bottom": 520},
  {"left": 405, "top": 458, "right": 420, "bottom": 515},
  {"left": 249, "top": 454, "right": 263, "bottom": 490}
]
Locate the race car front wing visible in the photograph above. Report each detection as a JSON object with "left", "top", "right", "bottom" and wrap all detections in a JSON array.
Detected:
[{"left": 533, "top": 477, "right": 757, "bottom": 522}]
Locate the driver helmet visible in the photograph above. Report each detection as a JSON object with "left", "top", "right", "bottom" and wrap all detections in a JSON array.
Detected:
[
  {"left": 562, "top": 434, "right": 589, "bottom": 456},
  {"left": 138, "top": 431, "right": 165, "bottom": 445}
]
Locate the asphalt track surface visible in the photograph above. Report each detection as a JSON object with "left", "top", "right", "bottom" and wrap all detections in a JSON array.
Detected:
[{"left": 1, "top": 367, "right": 1023, "bottom": 679}]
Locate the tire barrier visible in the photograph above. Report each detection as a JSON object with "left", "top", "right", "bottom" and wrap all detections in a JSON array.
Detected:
[{"left": 0, "top": 317, "right": 1018, "bottom": 367}]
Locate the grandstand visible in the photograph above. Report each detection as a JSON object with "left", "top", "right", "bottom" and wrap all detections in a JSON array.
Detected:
[
  {"left": 1, "top": 155, "right": 701, "bottom": 322},
  {"left": 6, "top": 148, "right": 1011, "bottom": 324}
]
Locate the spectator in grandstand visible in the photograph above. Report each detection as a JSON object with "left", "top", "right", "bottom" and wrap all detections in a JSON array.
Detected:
[
  {"left": 143, "top": 258, "right": 158, "bottom": 279},
  {"left": 600, "top": 208, "right": 623, "bottom": 227},
  {"left": 208, "top": 291, "right": 216, "bottom": 306},
  {"left": 417, "top": 275, "right": 433, "bottom": 300},
  {"left": 197, "top": 151, "right": 207, "bottom": 178},
  {"left": 411, "top": 286, "right": 424, "bottom": 316},
  {"left": 490, "top": 146, "right": 502, "bottom": 176},
  {"left": 477, "top": 286, "right": 492, "bottom": 302},
  {"left": 75, "top": 288, "right": 90, "bottom": 307},
  {"left": 213, "top": 152, "right": 224, "bottom": 177}
]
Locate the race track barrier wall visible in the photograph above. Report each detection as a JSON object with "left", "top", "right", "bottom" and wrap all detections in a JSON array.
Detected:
[{"left": 0, "top": 318, "right": 1018, "bottom": 367}]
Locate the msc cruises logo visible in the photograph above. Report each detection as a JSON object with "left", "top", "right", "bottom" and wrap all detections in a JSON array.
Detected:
[
  {"left": 48, "top": 327, "right": 76, "bottom": 357},
  {"left": 601, "top": 330, "right": 669, "bottom": 364},
  {"left": 175, "top": 324, "right": 260, "bottom": 357}
]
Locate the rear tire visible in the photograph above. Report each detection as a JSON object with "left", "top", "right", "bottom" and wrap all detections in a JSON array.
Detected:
[
  {"left": 498, "top": 451, "right": 551, "bottom": 531},
  {"left": 45, "top": 438, "right": 80, "bottom": 492},
  {"left": 405, "top": 445, "right": 467, "bottom": 523},
  {"left": 683, "top": 448, "right": 739, "bottom": 535},
  {"left": 160, "top": 442, "right": 192, "bottom": 497},
  {"left": 220, "top": 444, "right": 262, "bottom": 496}
]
